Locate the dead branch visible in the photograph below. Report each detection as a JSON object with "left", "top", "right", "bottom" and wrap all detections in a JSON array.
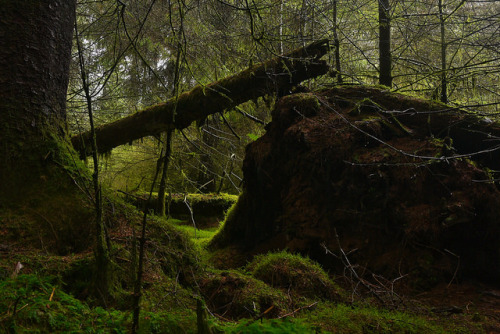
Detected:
[{"left": 322, "top": 229, "right": 407, "bottom": 308}]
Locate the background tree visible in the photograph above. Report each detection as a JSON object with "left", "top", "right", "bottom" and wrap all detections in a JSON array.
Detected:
[
  {"left": 378, "top": 0, "right": 392, "bottom": 87},
  {"left": 66, "top": 0, "right": 499, "bottom": 208}
]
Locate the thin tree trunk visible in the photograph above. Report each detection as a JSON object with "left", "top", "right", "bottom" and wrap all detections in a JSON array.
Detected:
[
  {"left": 279, "top": 0, "right": 284, "bottom": 54},
  {"left": 72, "top": 40, "right": 330, "bottom": 157},
  {"left": 438, "top": 0, "right": 448, "bottom": 103},
  {"left": 332, "top": 0, "right": 343, "bottom": 83},
  {"left": 75, "top": 23, "right": 110, "bottom": 302},
  {"left": 157, "top": 130, "right": 174, "bottom": 215},
  {"left": 378, "top": 0, "right": 392, "bottom": 87},
  {"left": 157, "top": 1, "right": 184, "bottom": 216}
]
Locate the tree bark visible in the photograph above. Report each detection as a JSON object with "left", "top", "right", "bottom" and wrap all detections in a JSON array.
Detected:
[
  {"left": 0, "top": 0, "right": 76, "bottom": 190},
  {"left": 332, "top": 0, "right": 343, "bottom": 83},
  {"left": 438, "top": 0, "right": 448, "bottom": 103},
  {"left": 378, "top": 0, "right": 392, "bottom": 87},
  {"left": 72, "top": 39, "right": 330, "bottom": 157},
  {"left": 0, "top": 1, "right": 97, "bottom": 256},
  {"left": 156, "top": 130, "right": 173, "bottom": 216}
]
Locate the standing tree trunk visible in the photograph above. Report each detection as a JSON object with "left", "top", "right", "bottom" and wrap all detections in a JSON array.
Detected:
[
  {"left": 0, "top": 1, "right": 96, "bottom": 256},
  {"left": 378, "top": 0, "right": 392, "bottom": 87},
  {"left": 0, "top": 0, "right": 76, "bottom": 188},
  {"left": 157, "top": 130, "right": 174, "bottom": 215},
  {"left": 438, "top": 0, "right": 448, "bottom": 103},
  {"left": 332, "top": 0, "right": 343, "bottom": 83}
]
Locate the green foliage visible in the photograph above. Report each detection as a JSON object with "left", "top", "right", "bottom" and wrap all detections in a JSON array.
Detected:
[
  {"left": 224, "top": 318, "right": 318, "bottom": 333},
  {"left": 0, "top": 274, "right": 198, "bottom": 333},
  {"left": 247, "top": 133, "right": 261, "bottom": 141},
  {"left": 0, "top": 274, "right": 128, "bottom": 332},
  {"left": 303, "top": 302, "right": 460, "bottom": 334},
  {"left": 169, "top": 220, "right": 219, "bottom": 247}
]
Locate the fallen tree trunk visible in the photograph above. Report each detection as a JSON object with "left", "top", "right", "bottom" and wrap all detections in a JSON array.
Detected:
[{"left": 72, "top": 39, "right": 330, "bottom": 157}]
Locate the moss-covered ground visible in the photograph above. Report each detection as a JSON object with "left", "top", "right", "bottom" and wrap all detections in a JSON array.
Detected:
[{"left": 0, "top": 194, "right": 494, "bottom": 333}]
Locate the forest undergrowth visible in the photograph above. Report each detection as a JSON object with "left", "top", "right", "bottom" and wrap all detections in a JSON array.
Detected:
[{"left": 0, "top": 194, "right": 494, "bottom": 333}]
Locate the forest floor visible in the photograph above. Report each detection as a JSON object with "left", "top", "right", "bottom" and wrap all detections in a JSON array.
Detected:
[
  {"left": 1, "top": 197, "right": 499, "bottom": 333},
  {"left": 415, "top": 282, "right": 500, "bottom": 333}
]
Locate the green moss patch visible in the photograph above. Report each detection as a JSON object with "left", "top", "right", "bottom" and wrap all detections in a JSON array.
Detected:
[
  {"left": 199, "top": 269, "right": 289, "bottom": 320},
  {"left": 0, "top": 274, "right": 197, "bottom": 333},
  {"left": 247, "top": 251, "right": 343, "bottom": 301},
  {"left": 303, "top": 302, "right": 473, "bottom": 334},
  {"left": 124, "top": 192, "right": 238, "bottom": 227}
]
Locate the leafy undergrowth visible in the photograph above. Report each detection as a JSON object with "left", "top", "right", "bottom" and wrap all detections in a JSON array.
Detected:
[
  {"left": 0, "top": 194, "right": 491, "bottom": 333},
  {"left": 0, "top": 274, "right": 197, "bottom": 333}
]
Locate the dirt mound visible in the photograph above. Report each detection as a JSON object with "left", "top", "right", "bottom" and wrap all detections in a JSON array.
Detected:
[{"left": 211, "top": 86, "right": 500, "bottom": 287}]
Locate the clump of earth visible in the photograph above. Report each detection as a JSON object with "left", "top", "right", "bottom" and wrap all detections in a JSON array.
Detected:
[{"left": 211, "top": 85, "right": 500, "bottom": 288}]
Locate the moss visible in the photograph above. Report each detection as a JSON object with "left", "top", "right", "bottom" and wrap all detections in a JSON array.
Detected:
[
  {"left": 0, "top": 274, "right": 198, "bottom": 333},
  {"left": 145, "top": 215, "right": 202, "bottom": 282},
  {"left": 124, "top": 192, "right": 238, "bottom": 226},
  {"left": 0, "top": 132, "right": 95, "bottom": 255},
  {"left": 303, "top": 302, "right": 462, "bottom": 334},
  {"left": 273, "top": 93, "right": 321, "bottom": 121},
  {"left": 223, "top": 318, "right": 318, "bottom": 333},
  {"left": 247, "top": 251, "right": 344, "bottom": 301},
  {"left": 199, "top": 269, "right": 289, "bottom": 320},
  {"left": 207, "top": 194, "right": 245, "bottom": 249}
]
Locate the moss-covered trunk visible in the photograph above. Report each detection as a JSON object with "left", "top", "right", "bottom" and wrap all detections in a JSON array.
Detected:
[
  {"left": 0, "top": 0, "right": 97, "bottom": 256},
  {"left": 0, "top": 0, "right": 76, "bottom": 191},
  {"left": 72, "top": 39, "right": 331, "bottom": 157}
]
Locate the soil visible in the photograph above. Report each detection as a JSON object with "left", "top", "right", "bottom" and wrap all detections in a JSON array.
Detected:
[
  {"left": 414, "top": 281, "right": 500, "bottom": 333},
  {"left": 211, "top": 85, "right": 500, "bottom": 289}
]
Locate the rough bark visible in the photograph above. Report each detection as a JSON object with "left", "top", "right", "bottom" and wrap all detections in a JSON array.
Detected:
[
  {"left": 0, "top": 1, "right": 96, "bottom": 255},
  {"left": 72, "top": 39, "right": 330, "bottom": 157},
  {"left": 0, "top": 0, "right": 76, "bottom": 190}
]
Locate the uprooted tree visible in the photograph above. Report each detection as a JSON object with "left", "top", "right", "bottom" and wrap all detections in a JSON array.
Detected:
[{"left": 209, "top": 86, "right": 500, "bottom": 285}]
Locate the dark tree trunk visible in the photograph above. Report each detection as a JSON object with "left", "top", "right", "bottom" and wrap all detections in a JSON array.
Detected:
[
  {"left": 0, "top": 1, "right": 96, "bottom": 257},
  {"left": 378, "top": 0, "right": 392, "bottom": 87},
  {"left": 332, "top": 0, "right": 342, "bottom": 83},
  {"left": 438, "top": 0, "right": 448, "bottom": 103},
  {"left": 157, "top": 130, "right": 174, "bottom": 216},
  {"left": 0, "top": 0, "right": 76, "bottom": 194}
]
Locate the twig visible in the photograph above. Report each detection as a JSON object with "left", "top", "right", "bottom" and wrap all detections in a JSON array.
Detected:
[
  {"left": 444, "top": 249, "right": 460, "bottom": 288},
  {"left": 235, "top": 106, "right": 266, "bottom": 125},
  {"left": 322, "top": 229, "right": 407, "bottom": 308},
  {"left": 183, "top": 195, "right": 197, "bottom": 238},
  {"left": 277, "top": 302, "right": 318, "bottom": 319}
]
